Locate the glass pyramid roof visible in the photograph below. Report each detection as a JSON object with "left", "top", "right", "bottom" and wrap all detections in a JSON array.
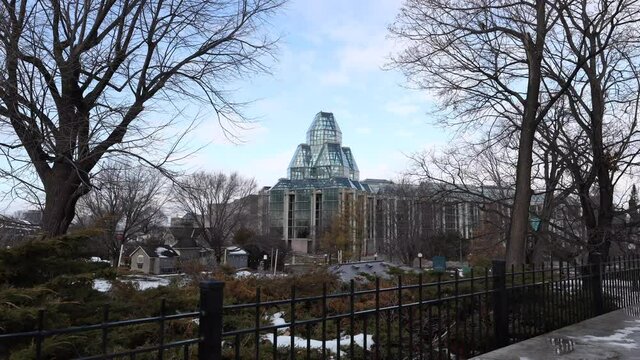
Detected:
[{"left": 287, "top": 111, "right": 360, "bottom": 181}]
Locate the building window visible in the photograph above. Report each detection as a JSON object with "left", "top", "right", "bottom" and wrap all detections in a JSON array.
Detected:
[
  {"left": 288, "top": 194, "right": 295, "bottom": 238},
  {"left": 136, "top": 254, "right": 144, "bottom": 269},
  {"left": 444, "top": 203, "right": 458, "bottom": 232},
  {"left": 315, "top": 193, "right": 323, "bottom": 233}
]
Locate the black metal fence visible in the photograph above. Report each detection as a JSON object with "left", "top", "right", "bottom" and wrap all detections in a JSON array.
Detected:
[{"left": 2, "top": 256, "right": 640, "bottom": 359}]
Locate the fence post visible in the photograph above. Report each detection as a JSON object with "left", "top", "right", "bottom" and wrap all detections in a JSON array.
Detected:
[
  {"left": 199, "top": 280, "right": 224, "bottom": 360},
  {"left": 492, "top": 260, "right": 508, "bottom": 349},
  {"left": 590, "top": 253, "right": 604, "bottom": 316}
]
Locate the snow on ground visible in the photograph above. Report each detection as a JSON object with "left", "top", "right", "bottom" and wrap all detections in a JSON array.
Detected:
[
  {"left": 579, "top": 320, "right": 640, "bottom": 349},
  {"left": 261, "top": 333, "right": 374, "bottom": 356},
  {"left": 262, "top": 312, "right": 374, "bottom": 356},
  {"left": 89, "top": 257, "right": 111, "bottom": 264},
  {"left": 270, "top": 312, "right": 287, "bottom": 328},
  {"left": 235, "top": 270, "right": 254, "bottom": 278},
  {"left": 92, "top": 279, "right": 112, "bottom": 292},
  {"left": 603, "top": 280, "right": 638, "bottom": 288},
  {"left": 123, "top": 276, "right": 172, "bottom": 290},
  {"left": 92, "top": 275, "right": 175, "bottom": 292}
]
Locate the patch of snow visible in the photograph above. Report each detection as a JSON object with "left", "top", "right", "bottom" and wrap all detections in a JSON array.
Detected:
[
  {"left": 262, "top": 312, "right": 373, "bottom": 355},
  {"left": 352, "top": 333, "right": 374, "bottom": 348},
  {"left": 235, "top": 270, "right": 254, "bottom": 278},
  {"left": 579, "top": 320, "right": 640, "bottom": 349},
  {"left": 92, "top": 279, "right": 112, "bottom": 292},
  {"left": 156, "top": 247, "right": 169, "bottom": 258},
  {"left": 93, "top": 275, "right": 181, "bottom": 292},
  {"left": 604, "top": 280, "right": 638, "bottom": 288},
  {"left": 270, "top": 312, "right": 287, "bottom": 329},
  {"left": 123, "top": 276, "right": 172, "bottom": 290},
  {"left": 262, "top": 333, "right": 374, "bottom": 356},
  {"left": 89, "top": 257, "right": 110, "bottom": 263},
  {"left": 226, "top": 246, "right": 247, "bottom": 255}
]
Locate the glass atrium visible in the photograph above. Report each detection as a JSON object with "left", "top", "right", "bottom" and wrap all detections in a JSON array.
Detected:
[{"left": 272, "top": 111, "right": 373, "bottom": 253}]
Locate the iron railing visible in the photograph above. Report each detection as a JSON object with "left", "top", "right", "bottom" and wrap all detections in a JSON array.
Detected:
[{"left": 1, "top": 256, "right": 639, "bottom": 359}]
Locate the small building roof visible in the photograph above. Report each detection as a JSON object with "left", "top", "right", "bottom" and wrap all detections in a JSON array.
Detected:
[
  {"left": 131, "top": 245, "right": 179, "bottom": 258},
  {"left": 226, "top": 246, "right": 247, "bottom": 256},
  {"left": 170, "top": 227, "right": 203, "bottom": 248}
]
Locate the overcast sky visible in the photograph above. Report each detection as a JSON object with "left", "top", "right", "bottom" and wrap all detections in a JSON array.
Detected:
[{"left": 179, "top": 0, "right": 452, "bottom": 188}]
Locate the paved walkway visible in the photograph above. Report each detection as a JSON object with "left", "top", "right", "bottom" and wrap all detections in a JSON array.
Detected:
[{"left": 472, "top": 305, "right": 640, "bottom": 359}]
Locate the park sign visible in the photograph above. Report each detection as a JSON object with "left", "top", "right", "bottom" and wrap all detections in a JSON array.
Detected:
[{"left": 433, "top": 256, "right": 446, "bottom": 272}]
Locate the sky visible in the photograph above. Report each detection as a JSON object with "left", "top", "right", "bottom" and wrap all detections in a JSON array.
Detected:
[{"left": 179, "top": 0, "right": 451, "bottom": 188}]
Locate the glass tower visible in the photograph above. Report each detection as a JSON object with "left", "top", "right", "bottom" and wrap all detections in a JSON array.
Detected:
[
  {"left": 271, "top": 112, "right": 374, "bottom": 254},
  {"left": 288, "top": 112, "right": 360, "bottom": 181}
]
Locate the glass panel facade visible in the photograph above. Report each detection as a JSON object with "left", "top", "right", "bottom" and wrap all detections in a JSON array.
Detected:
[
  {"left": 321, "top": 188, "right": 340, "bottom": 231},
  {"left": 285, "top": 111, "right": 360, "bottom": 181},
  {"left": 342, "top": 147, "right": 360, "bottom": 180},
  {"left": 269, "top": 190, "right": 284, "bottom": 236},
  {"left": 294, "top": 190, "right": 311, "bottom": 238},
  {"left": 307, "top": 112, "right": 342, "bottom": 147},
  {"left": 444, "top": 203, "right": 458, "bottom": 232},
  {"left": 288, "top": 144, "right": 312, "bottom": 180}
]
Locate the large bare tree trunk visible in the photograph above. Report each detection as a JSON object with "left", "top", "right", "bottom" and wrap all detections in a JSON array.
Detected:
[
  {"left": 41, "top": 167, "right": 88, "bottom": 237},
  {"left": 507, "top": 122, "right": 537, "bottom": 265},
  {"left": 505, "top": 0, "right": 546, "bottom": 266},
  {"left": 589, "top": 62, "right": 613, "bottom": 259}
]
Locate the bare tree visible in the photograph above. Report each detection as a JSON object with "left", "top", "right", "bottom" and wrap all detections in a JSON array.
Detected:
[
  {"left": 546, "top": 0, "right": 640, "bottom": 260},
  {"left": 375, "top": 180, "right": 429, "bottom": 265},
  {"left": 389, "top": 0, "right": 563, "bottom": 265},
  {"left": 76, "top": 162, "right": 166, "bottom": 264},
  {"left": 407, "top": 141, "right": 515, "bottom": 246},
  {"left": 173, "top": 171, "right": 256, "bottom": 261},
  {"left": 0, "top": 0, "right": 284, "bottom": 236},
  {"left": 390, "top": 0, "right": 631, "bottom": 264}
]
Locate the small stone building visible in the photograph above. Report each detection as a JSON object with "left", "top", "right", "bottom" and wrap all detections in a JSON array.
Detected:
[{"left": 130, "top": 245, "right": 179, "bottom": 274}]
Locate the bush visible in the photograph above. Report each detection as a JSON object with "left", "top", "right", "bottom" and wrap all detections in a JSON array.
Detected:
[{"left": 0, "top": 235, "right": 109, "bottom": 287}]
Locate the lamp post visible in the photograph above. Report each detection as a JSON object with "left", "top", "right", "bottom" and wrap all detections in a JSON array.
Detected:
[
  {"left": 263, "top": 254, "right": 268, "bottom": 272},
  {"left": 418, "top": 252, "right": 423, "bottom": 270}
]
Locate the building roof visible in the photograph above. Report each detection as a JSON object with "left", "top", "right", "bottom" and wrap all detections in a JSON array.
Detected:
[
  {"left": 226, "top": 246, "right": 248, "bottom": 256},
  {"left": 287, "top": 112, "right": 360, "bottom": 182},
  {"left": 131, "top": 245, "right": 179, "bottom": 258},
  {"left": 271, "top": 177, "right": 372, "bottom": 192},
  {"left": 169, "top": 227, "right": 203, "bottom": 248}
]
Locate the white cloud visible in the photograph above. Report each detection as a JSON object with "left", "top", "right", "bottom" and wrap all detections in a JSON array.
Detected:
[
  {"left": 295, "top": 0, "right": 402, "bottom": 88},
  {"left": 317, "top": 34, "right": 396, "bottom": 87}
]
